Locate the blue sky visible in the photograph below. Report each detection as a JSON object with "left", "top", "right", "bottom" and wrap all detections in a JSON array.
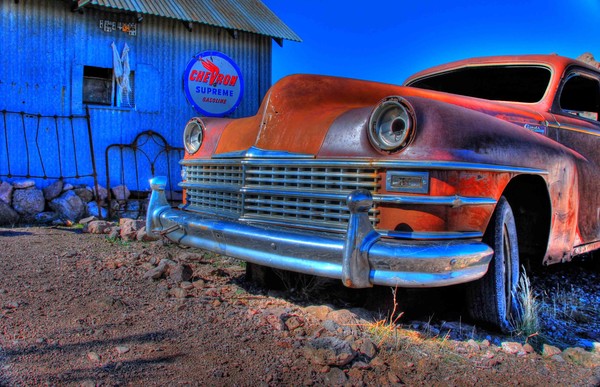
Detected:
[{"left": 263, "top": 0, "right": 600, "bottom": 85}]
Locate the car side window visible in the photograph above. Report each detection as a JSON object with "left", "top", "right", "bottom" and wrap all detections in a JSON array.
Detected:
[{"left": 559, "top": 74, "right": 600, "bottom": 121}]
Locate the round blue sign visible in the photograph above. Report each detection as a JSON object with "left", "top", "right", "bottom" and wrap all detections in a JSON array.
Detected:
[{"left": 183, "top": 51, "right": 244, "bottom": 117}]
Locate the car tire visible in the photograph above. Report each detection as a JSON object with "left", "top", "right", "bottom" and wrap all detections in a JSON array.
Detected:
[{"left": 466, "top": 196, "right": 521, "bottom": 333}]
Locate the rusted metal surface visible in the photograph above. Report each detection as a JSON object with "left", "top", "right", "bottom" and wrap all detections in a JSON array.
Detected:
[{"left": 155, "top": 54, "right": 600, "bottom": 281}]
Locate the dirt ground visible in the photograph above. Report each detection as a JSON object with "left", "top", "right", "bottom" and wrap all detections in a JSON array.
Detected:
[{"left": 0, "top": 226, "right": 599, "bottom": 386}]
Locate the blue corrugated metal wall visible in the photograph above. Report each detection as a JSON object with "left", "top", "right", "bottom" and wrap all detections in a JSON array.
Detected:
[{"left": 0, "top": 0, "right": 272, "bottom": 189}]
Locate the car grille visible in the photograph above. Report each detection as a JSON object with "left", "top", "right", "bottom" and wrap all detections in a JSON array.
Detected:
[{"left": 180, "top": 160, "right": 381, "bottom": 232}]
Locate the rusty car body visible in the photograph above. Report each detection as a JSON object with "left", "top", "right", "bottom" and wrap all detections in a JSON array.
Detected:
[{"left": 147, "top": 54, "right": 600, "bottom": 331}]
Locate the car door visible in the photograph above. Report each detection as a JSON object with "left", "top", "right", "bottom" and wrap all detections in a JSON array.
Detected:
[{"left": 550, "top": 67, "right": 600, "bottom": 247}]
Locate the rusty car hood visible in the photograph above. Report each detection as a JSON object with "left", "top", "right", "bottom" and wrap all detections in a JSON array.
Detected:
[{"left": 212, "top": 74, "right": 547, "bottom": 157}]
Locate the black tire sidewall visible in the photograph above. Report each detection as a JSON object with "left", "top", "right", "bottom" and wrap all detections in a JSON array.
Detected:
[
  {"left": 466, "top": 196, "right": 521, "bottom": 333},
  {"left": 487, "top": 197, "right": 521, "bottom": 332}
]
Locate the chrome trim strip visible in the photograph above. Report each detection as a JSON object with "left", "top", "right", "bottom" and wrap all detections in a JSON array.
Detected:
[
  {"left": 548, "top": 123, "right": 600, "bottom": 138},
  {"left": 181, "top": 158, "right": 548, "bottom": 174},
  {"left": 179, "top": 182, "right": 241, "bottom": 192},
  {"left": 179, "top": 183, "right": 496, "bottom": 208},
  {"left": 213, "top": 146, "right": 315, "bottom": 159},
  {"left": 373, "top": 194, "right": 496, "bottom": 207},
  {"left": 572, "top": 240, "right": 600, "bottom": 256},
  {"left": 383, "top": 230, "right": 483, "bottom": 240},
  {"left": 146, "top": 185, "right": 493, "bottom": 288}
]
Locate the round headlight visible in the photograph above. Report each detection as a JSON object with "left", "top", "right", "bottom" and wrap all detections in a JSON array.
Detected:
[
  {"left": 183, "top": 118, "right": 204, "bottom": 154},
  {"left": 368, "top": 97, "right": 415, "bottom": 153}
]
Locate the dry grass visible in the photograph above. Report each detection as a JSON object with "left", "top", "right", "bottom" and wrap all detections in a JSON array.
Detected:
[
  {"left": 365, "top": 287, "right": 406, "bottom": 350},
  {"left": 512, "top": 268, "right": 540, "bottom": 338}
]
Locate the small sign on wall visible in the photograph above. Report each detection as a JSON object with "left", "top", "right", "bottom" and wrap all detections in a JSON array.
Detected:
[
  {"left": 99, "top": 20, "right": 137, "bottom": 36},
  {"left": 183, "top": 51, "right": 244, "bottom": 117}
]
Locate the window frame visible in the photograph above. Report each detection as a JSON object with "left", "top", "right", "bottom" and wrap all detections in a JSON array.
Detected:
[
  {"left": 553, "top": 67, "right": 600, "bottom": 123},
  {"left": 82, "top": 65, "right": 135, "bottom": 109}
]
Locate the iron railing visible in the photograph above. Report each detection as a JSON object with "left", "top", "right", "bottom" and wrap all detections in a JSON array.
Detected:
[
  {"left": 0, "top": 107, "right": 100, "bottom": 199},
  {"left": 105, "top": 130, "right": 183, "bottom": 218}
]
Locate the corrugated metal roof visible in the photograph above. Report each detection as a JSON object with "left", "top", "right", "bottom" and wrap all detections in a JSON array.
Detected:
[{"left": 83, "top": 0, "right": 302, "bottom": 42}]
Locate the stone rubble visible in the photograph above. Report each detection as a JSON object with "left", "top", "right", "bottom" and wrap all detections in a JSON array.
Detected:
[{"left": 0, "top": 178, "right": 150, "bottom": 225}]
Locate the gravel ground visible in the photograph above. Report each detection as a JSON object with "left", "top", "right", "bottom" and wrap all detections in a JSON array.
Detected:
[{"left": 0, "top": 226, "right": 599, "bottom": 386}]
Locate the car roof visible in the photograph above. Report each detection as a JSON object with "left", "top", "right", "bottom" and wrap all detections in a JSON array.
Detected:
[{"left": 404, "top": 54, "right": 599, "bottom": 86}]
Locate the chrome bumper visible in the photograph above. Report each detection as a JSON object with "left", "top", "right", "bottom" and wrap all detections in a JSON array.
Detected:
[{"left": 147, "top": 176, "right": 493, "bottom": 288}]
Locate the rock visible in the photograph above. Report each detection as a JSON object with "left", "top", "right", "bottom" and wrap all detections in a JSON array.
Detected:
[
  {"left": 122, "top": 200, "right": 143, "bottom": 219},
  {"left": 12, "top": 187, "right": 45, "bottom": 218},
  {"left": 144, "top": 265, "right": 168, "bottom": 280},
  {"left": 42, "top": 180, "right": 63, "bottom": 201},
  {"left": 136, "top": 226, "right": 159, "bottom": 242},
  {"left": 86, "top": 220, "right": 114, "bottom": 234},
  {"left": 577, "top": 52, "right": 600, "bottom": 69},
  {"left": 323, "top": 319, "right": 340, "bottom": 333},
  {"left": 284, "top": 315, "right": 305, "bottom": 332},
  {"left": 115, "top": 346, "right": 130, "bottom": 354},
  {"left": 87, "top": 201, "right": 108, "bottom": 219},
  {"left": 551, "top": 354, "right": 565, "bottom": 362},
  {"left": 143, "top": 258, "right": 176, "bottom": 280},
  {"left": 523, "top": 343, "right": 535, "bottom": 354},
  {"left": 63, "top": 183, "right": 74, "bottom": 191},
  {"left": 593, "top": 342, "right": 600, "bottom": 353},
  {"left": 180, "top": 281, "right": 194, "bottom": 290},
  {"left": 323, "top": 367, "right": 347, "bottom": 385},
  {"left": 501, "top": 341, "right": 524, "bottom": 355},
  {"left": 169, "top": 264, "right": 193, "bottom": 283},
  {"left": 74, "top": 187, "right": 94, "bottom": 203},
  {"left": 107, "top": 227, "right": 120, "bottom": 239},
  {"left": 169, "top": 287, "right": 187, "bottom": 298},
  {"left": 193, "top": 280, "right": 205, "bottom": 289},
  {"left": 0, "top": 181, "right": 13, "bottom": 205},
  {"left": 575, "top": 339, "right": 597, "bottom": 351},
  {"left": 351, "top": 361, "right": 371, "bottom": 370},
  {"left": 12, "top": 180, "right": 35, "bottom": 189},
  {"left": 303, "top": 337, "right": 357, "bottom": 366},
  {"left": 467, "top": 339, "right": 480, "bottom": 351},
  {"left": 562, "top": 347, "right": 600, "bottom": 367},
  {"left": 93, "top": 185, "right": 108, "bottom": 202},
  {"left": 542, "top": 344, "right": 562, "bottom": 358},
  {"left": 0, "top": 201, "right": 19, "bottom": 225},
  {"left": 49, "top": 190, "right": 86, "bottom": 221},
  {"left": 34, "top": 212, "right": 59, "bottom": 224},
  {"left": 111, "top": 185, "right": 131, "bottom": 201},
  {"left": 352, "top": 338, "right": 377, "bottom": 359},
  {"left": 265, "top": 314, "right": 285, "bottom": 331},
  {"left": 87, "top": 352, "right": 101, "bottom": 362},
  {"left": 119, "top": 218, "right": 145, "bottom": 241},
  {"left": 388, "top": 371, "right": 402, "bottom": 384},
  {"left": 79, "top": 216, "right": 97, "bottom": 225},
  {"left": 327, "top": 309, "right": 371, "bottom": 335},
  {"left": 303, "top": 305, "right": 334, "bottom": 320}
]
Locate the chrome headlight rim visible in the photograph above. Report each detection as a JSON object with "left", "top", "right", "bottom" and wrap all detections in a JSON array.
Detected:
[
  {"left": 183, "top": 118, "right": 204, "bottom": 155},
  {"left": 368, "top": 96, "right": 416, "bottom": 154}
]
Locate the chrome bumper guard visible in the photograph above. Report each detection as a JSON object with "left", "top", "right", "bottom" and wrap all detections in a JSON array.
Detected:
[{"left": 147, "top": 176, "right": 493, "bottom": 288}]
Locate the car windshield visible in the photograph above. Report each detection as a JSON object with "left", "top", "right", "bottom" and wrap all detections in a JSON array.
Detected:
[{"left": 408, "top": 65, "right": 551, "bottom": 103}]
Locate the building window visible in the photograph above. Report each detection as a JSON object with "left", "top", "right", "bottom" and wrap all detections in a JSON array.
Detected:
[{"left": 83, "top": 66, "right": 135, "bottom": 108}]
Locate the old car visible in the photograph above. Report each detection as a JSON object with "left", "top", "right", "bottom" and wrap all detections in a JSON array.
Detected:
[{"left": 147, "top": 54, "right": 600, "bottom": 332}]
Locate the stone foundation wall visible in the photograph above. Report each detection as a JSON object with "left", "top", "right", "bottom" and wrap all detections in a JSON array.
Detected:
[{"left": 0, "top": 179, "right": 148, "bottom": 226}]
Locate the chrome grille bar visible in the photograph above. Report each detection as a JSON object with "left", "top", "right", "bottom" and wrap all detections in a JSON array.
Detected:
[{"left": 180, "top": 160, "right": 381, "bottom": 231}]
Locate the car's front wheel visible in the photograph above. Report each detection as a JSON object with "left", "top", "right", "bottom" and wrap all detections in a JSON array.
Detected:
[{"left": 466, "top": 196, "right": 521, "bottom": 333}]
